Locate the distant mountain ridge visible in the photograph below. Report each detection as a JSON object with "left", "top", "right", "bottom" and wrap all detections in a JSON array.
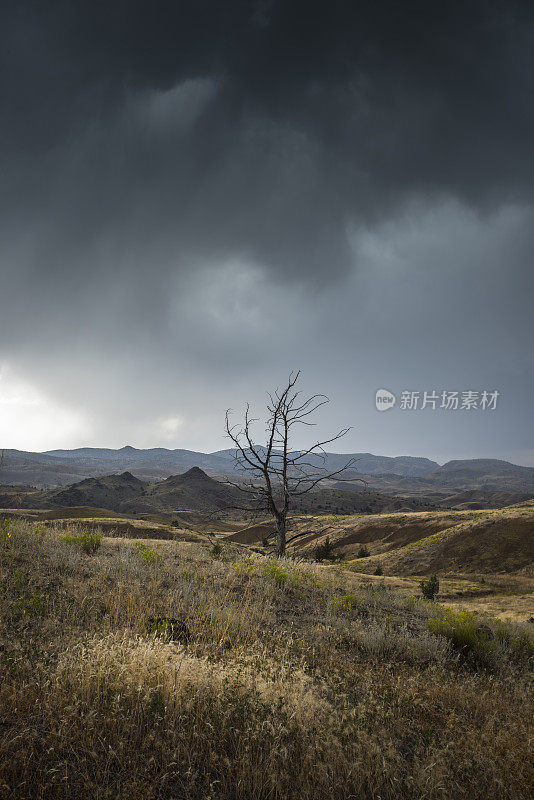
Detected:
[
  {"left": 2, "top": 445, "right": 439, "bottom": 487},
  {"left": 212, "top": 449, "right": 439, "bottom": 478},
  {"left": 1, "top": 446, "right": 533, "bottom": 497}
]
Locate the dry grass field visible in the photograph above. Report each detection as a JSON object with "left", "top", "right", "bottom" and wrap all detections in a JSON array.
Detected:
[{"left": 0, "top": 517, "right": 533, "bottom": 799}]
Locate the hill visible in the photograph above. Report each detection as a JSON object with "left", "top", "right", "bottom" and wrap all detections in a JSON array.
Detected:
[
  {"left": 145, "top": 466, "right": 243, "bottom": 513},
  {"left": 37, "top": 471, "right": 148, "bottom": 512},
  {"left": 0, "top": 449, "right": 107, "bottom": 487},
  {"left": 226, "top": 510, "right": 467, "bottom": 551},
  {"left": 25, "top": 468, "right": 245, "bottom": 516},
  {"left": 226, "top": 504, "right": 534, "bottom": 576},
  {"left": 9, "top": 467, "right": 444, "bottom": 518},
  {"left": 429, "top": 459, "right": 534, "bottom": 491},
  {"left": 355, "top": 507, "right": 534, "bottom": 575},
  {"left": 338, "top": 460, "right": 534, "bottom": 498}
]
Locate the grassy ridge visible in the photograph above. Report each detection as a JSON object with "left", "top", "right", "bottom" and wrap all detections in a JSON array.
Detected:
[
  {"left": 0, "top": 519, "right": 533, "bottom": 799},
  {"left": 234, "top": 506, "right": 534, "bottom": 576}
]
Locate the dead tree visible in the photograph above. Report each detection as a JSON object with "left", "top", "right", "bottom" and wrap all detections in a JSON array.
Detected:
[{"left": 224, "top": 371, "right": 359, "bottom": 556}]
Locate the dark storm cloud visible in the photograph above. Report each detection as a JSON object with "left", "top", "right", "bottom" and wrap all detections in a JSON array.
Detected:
[
  {"left": 0, "top": 1, "right": 533, "bottom": 459},
  {"left": 2, "top": 0, "right": 534, "bottom": 279}
]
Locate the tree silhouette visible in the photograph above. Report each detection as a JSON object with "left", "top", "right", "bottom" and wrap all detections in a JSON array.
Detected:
[{"left": 225, "top": 371, "right": 358, "bottom": 555}]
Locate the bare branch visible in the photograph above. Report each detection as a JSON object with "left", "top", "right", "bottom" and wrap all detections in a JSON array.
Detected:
[{"left": 222, "top": 371, "right": 354, "bottom": 556}]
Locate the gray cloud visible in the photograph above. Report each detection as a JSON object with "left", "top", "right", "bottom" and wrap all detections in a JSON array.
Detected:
[{"left": 0, "top": 1, "right": 533, "bottom": 462}]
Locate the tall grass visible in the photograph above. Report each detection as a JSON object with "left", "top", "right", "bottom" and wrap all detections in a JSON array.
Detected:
[{"left": 0, "top": 519, "right": 532, "bottom": 799}]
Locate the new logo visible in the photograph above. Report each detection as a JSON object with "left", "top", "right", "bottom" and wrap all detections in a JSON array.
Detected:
[{"left": 375, "top": 388, "right": 396, "bottom": 411}]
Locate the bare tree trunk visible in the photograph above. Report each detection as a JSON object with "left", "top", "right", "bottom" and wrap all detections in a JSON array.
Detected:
[
  {"left": 225, "top": 372, "right": 359, "bottom": 557},
  {"left": 276, "top": 515, "right": 286, "bottom": 556}
]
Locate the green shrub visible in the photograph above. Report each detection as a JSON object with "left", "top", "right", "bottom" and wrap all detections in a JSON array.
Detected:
[
  {"left": 356, "top": 545, "right": 370, "bottom": 558},
  {"left": 510, "top": 631, "right": 534, "bottom": 660},
  {"left": 132, "top": 541, "right": 161, "bottom": 564},
  {"left": 332, "top": 593, "right": 360, "bottom": 612},
  {"left": 234, "top": 558, "right": 254, "bottom": 576},
  {"left": 420, "top": 574, "right": 440, "bottom": 600},
  {"left": 61, "top": 532, "right": 102, "bottom": 555},
  {"left": 288, "top": 568, "right": 320, "bottom": 589},
  {"left": 424, "top": 610, "right": 533, "bottom": 669},
  {"left": 373, "top": 563, "right": 383, "bottom": 576},
  {"left": 263, "top": 562, "right": 289, "bottom": 586}
]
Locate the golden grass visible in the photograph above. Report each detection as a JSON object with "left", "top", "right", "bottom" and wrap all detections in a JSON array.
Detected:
[
  {"left": 441, "top": 591, "right": 534, "bottom": 622},
  {"left": 326, "top": 570, "right": 534, "bottom": 622},
  {"left": 0, "top": 519, "right": 533, "bottom": 799}
]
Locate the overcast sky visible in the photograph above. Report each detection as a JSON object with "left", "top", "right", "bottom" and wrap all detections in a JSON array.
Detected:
[{"left": 1, "top": 1, "right": 533, "bottom": 464}]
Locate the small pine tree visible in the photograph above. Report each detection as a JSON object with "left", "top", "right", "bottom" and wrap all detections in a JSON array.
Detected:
[
  {"left": 210, "top": 542, "right": 223, "bottom": 558},
  {"left": 314, "top": 536, "right": 343, "bottom": 562},
  {"left": 420, "top": 574, "right": 439, "bottom": 600},
  {"left": 314, "top": 536, "right": 335, "bottom": 562}
]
